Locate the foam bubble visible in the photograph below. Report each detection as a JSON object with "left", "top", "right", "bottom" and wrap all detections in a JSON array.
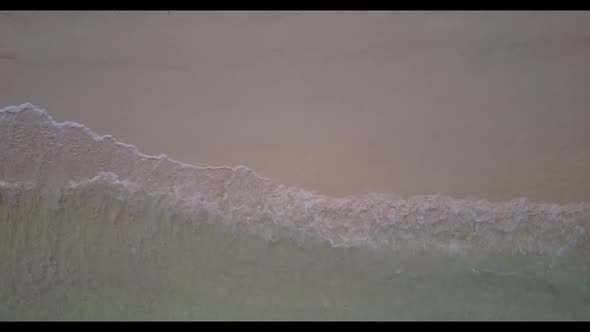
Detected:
[{"left": 1, "top": 103, "right": 590, "bottom": 255}]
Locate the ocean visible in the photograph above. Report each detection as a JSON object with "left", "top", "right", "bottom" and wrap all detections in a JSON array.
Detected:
[{"left": 1, "top": 103, "right": 589, "bottom": 320}]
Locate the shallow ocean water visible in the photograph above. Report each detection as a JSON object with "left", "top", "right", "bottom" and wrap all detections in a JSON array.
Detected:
[{"left": 1, "top": 104, "right": 589, "bottom": 320}]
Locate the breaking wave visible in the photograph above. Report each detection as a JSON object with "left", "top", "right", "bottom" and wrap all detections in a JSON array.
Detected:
[
  {"left": 2, "top": 103, "right": 589, "bottom": 256},
  {"left": 1, "top": 103, "right": 590, "bottom": 320}
]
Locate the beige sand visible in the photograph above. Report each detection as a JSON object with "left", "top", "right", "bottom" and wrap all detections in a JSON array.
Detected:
[{"left": 1, "top": 11, "right": 589, "bottom": 203}]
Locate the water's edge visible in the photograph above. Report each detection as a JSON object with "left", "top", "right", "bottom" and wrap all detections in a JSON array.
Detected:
[{"left": 1, "top": 103, "right": 590, "bottom": 320}]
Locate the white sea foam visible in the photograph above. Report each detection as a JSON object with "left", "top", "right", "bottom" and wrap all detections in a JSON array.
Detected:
[{"left": 1, "top": 103, "right": 589, "bottom": 256}]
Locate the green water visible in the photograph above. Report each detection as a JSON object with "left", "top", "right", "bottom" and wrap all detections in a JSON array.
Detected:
[{"left": 1, "top": 185, "right": 589, "bottom": 321}]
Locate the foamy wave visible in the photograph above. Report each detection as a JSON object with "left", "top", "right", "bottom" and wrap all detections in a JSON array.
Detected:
[{"left": 1, "top": 103, "right": 590, "bottom": 255}]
